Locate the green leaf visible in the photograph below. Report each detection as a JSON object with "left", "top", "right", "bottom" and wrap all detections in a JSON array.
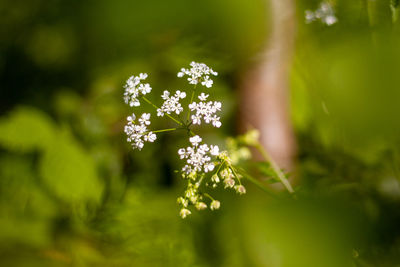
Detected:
[
  {"left": 255, "top": 162, "right": 280, "bottom": 183},
  {"left": 0, "top": 107, "right": 55, "bottom": 152},
  {"left": 39, "top": 130, "right": 104, "bottom": 204}
]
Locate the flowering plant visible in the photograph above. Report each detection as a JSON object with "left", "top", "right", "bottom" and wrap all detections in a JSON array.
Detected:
[
  {"left": 305, "top": 1, "right": 337, "bottom": 26},
  {"left": 123, "top": 62, "right": 294, "bottom": 218}
]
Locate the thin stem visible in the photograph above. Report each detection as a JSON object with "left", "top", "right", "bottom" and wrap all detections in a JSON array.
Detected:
[
  {"left": 186, "top": 84, "right": 197, "bottom": 122},
  {"left": 228, "top": 165, "right": 242, "bottom": 185},
  {"left": 254, "top": 143, "right": 295, "bottom": 194},
  {"left": 203, "top": 193, "right": 215, "bottom": 201},
  {"left": 188, "top": 129, "right": 196, "bottom": 137},
  {"left": 151, "top": 128, "right": 178, "bottom": 133},
  {"left": 142, "top": 96, "right": 183, "bottom": 126},
  {"left": 214, "top": 160, "right": 225, "bottom": 176}
]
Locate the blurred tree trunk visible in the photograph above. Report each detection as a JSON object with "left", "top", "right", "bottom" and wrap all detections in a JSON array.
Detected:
[{"left": 239, "top": 0, "right": 297, "bottom": 171}]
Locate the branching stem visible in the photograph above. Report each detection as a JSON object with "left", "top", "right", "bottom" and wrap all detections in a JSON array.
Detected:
[{"left": 142, "top": 96, "right": 183, "bottom": 126}]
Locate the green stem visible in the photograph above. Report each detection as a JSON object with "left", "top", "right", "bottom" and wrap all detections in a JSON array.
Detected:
[
  {"left": 229, "top": 165, "right": 242, "bottom": 185},
  {"left": 203, "top": 193, "right": 215, "bottom": 201},
  {"left": 142, "top": 96, "right": 183, "bottom": 126},
  {"left": 151, "top": 128, "right": 178, "bottom": 133},
  {"left": 214, "top": 160, "right": 225, "bottom": 175},
  {"left": 186, "top": 84, "right": 197, "bottom": 122},
  {"left": 254, "top": 143, "right": 295, "bottom": 194},
  {"left": 189, "top": 130, "right": 196, "bottom": 136}
]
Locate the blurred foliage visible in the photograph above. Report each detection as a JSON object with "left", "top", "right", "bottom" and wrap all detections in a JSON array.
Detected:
[{"left": 1, "top": 0, "right": 400, "bottom": 266}]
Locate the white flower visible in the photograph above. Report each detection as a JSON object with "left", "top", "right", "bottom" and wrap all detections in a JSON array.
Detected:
[
  {"left": 127, "top": 113, "right": 136, "bottom": 122},
  {"left": 201, "top": 76, "right": 214, "bottom": 88},
  {"left": 123, "top": 73, "right": 152, "bottom": 107},
  {"left": 177, "top": 62, "right": 218, "bottom": 87},
  {"left": 177, "top": 70, "right": 185, "bottom": 78},
  {"left": 139, "top": 83, "right": 152, "bottom": 94},
  {"left": 180, "top": 208, "right": 191, "bottom": 219},
  {"left": 210, "top": 200, "right": 220, "bottom": 210},
  {"left": 139, "top": 73, "right": 148, "bottom": 80},
  {"left": 178, "top": 148, "right": 187, "bottom": 159},
  {"left": 324, "top": 15, "right": 337, "bottom": 25},
  {"left": 124, "top": 113, "right": 157, "bottom": 150},
  {"left": 189, "top": 94, "right": 222, "bottom": 128},
  {"left": 198, "top": 93, "right": 209, "bottom": 101},
  {"left": 176, "top": 90, "right": 186, "bottom": 98},
  {"left": 211, "top": 115, "right": 222, "bottom": 128},
  {"left": 305, "top": 2, "right": 337, "bottom": 26},
  {"left": 210, "top": 145, "right": 220, "bottom": 156},
  {"left": 189, "top": 135, "right": 202, "bottom": 146},
  {"left": 204, "top": 163, "right": 215, "bottom": 172},
  {"left": 191, "top": 114, "right": 201, "bottom": 125},
  {"left": 139, "top": 113, "right": 151, "bottom": 125},
  {"left": 144, "top": 132, "right": 156, "bottom": 142},
  {"left": 157, "top": 90, "right": 186, "bottom": 117}
]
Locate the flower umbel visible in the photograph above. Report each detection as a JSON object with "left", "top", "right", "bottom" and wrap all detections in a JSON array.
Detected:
[
  {"left": 177, "top": 61, "right": 218, "bottom": 88},
  {"left": 123, "top": 73, "right": 152, "bottom": 107},
  {"left": 157, "top": 90, "right": 186, "bottom": 117},
  {"left": 305, "top": 2, "right": 337, "bottom": 26},
  {"left": 189, "top": 93, "right": 222, "bottom": 128},
  {"left": 178, "top": 135, "right": 218, "bottom": 174},
  {"left": 124, "top": 113, "right": 156, "bottom": 150}
]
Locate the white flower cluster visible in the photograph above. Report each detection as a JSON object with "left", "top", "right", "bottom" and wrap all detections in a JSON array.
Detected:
[
  {"left": 189, "top": 93, "right": 222, "bottom": 128},
  {"left": 157, "top": 90, "right": 186, "bottom": 117},
  {"left": 124, "top": 113, "right": 156, "bottom": 150},
  {"left": 178, "top": 135, "right": 220, "bottom": 174},
  {"left": 177, "top": 61, "right": 218, "bottom": 88},
  {"left": 123, "top": 73, "right": 152, "bottom": 107},
  {"left": 305, "top": 2, "right": 337, "bottom": 26}
]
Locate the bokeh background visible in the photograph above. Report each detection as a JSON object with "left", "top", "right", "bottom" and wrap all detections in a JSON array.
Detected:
[{"left": 1, "top": 0, "right": 400, "bottom": 266}]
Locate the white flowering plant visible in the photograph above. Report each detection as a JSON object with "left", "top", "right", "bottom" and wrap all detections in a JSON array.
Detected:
[
  {"left": 305, "top": 1, "right": 337, "bottom": 26},
  {"left": 123, "top": 61, "right": 294, "bottom": 218}
]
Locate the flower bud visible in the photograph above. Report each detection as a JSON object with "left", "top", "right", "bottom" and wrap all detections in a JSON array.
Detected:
[
  {"left": 195, "top": 202, "right": 207, "bottom": 210},
  {"left": 235, "top": 185, "right": 246, "bottom": 195},
  {"left": 210, "top": 200, "right": 221, "bottom": 210},
  {"left": 180, "top": 208, "right": 191, "bottom": 218}
]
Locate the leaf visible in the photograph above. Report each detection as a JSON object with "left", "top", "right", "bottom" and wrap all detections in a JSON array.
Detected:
[
  {"left": 254, "top": 162, "right": 280, "bottom": 184},
  {"left": 39, "top": 130, "right": 104, "bottom": 203},
  {"left": 0, "top": 107, "right": 55, "bottom": 152},
  {"left": 0, "top": 106, "right": 103, "bottom": 204}
]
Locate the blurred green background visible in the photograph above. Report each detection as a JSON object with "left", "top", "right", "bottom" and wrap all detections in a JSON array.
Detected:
[{"left": 1, "top": 0, "right": 400, "bottom": 266}]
